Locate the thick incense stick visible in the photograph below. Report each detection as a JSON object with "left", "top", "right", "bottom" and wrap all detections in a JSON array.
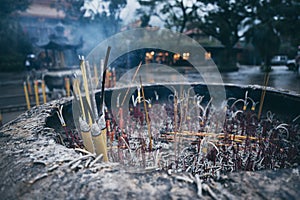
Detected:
[
  {"left": 258, "top": 72, "right": 270, "bottom": 120},
  {"left": 27, "top": 77, "right": 32, "bottom": 95},
  {"left": 99, "top": 46, "right": 111, "bottom": 114},
  {"left": 65, "top": 77, "right": 70, "bottom": 97},
  {"left": 93, "top": 46, "right": 111, "bottom": 162},
  {"left": 121, "top": 61, "right": 142, "bottom": 107},
  {"left": 73, "top": 79, "right": 86, "bottom": 121},
  {"left": 174, "top": 91, "right": 178, "bottom": 133},
  {"left": 139, "top": 76, "right": 152, "bottom": 150},
  {"left": 34, "top": 80, "right": 39, "bottom": 106},
  {"left": 94, "top": 63, "right": 99, "bottom": 86},
  {"left": 23, "top": 82, "right": 31, "bottom": 110},
  {"left": 86, "top": 61, "right": 98, "bottom": 120},
  {"left": 80, "top": 60, "right": 93, "bottom": 125},
  {"left": 73, "top": 78, "right": 94, "bottom": 153},
  {"left": 165, "top": 131, "right": 267, "bottom": 141},
  {"left": 79, "top": 59, "right": 95, "bottom": 153},
  {"left": 41, "top": 80, "right": 47, "bottom": 104}
]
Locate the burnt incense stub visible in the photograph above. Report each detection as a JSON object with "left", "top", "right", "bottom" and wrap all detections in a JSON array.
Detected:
[{"left": 0, "top": 84, "right": 299, "bottom": 199}]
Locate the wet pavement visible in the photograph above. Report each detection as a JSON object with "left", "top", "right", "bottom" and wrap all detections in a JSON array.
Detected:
[
  {"left": 221, "top": 65, "right": 300, "bottom": 95},
  {"left": 0, "top": 65, "right": 299, "bottom": 124},
  {"left": 0, "top": 72, "right": 27, "bottom": 124}
]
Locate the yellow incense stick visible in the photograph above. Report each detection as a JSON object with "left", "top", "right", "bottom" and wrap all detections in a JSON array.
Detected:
[
  {"left": 165, "top": 131, "right": 266, "bottom": 141},
  {"left": 94, "top": 63, "right": 99, "bottom": 86},
  {"left": 258, "top": 72, "right": 270, "bottom": 120},
  {"left": 73, "top": 76, "right": 95, "bottom": 153},
  {"left": 34, "top": 80, "right": 39, "bottom": 106},
  {"left": 121, "top": 62, "right": 142, "bottom": 107},
  {"left": 80, "top": 60, "right": 93, "bottom": 125},
  {"left": 139, "top": 76, "right": 152, "bottom": 150},
  {"left": 26, "top": 77, "right": 32, "bottom": 95},
  {"left": 112, "top": 68, "right": 116, "bottom": 87},
  {"left": 23, "top": 82, "right": 31, "bottom": 110},
  {"left": 65, "top": 77, "right": 70, "bottom": 97},
  {"left": 74, "top": 79, "right": 86, "bottom": 121},
  {"left": 92, "top": 130, "right": 108, "bottom": 162},
  {"left": 41, "top": 80, "right": 47, "bottom": 104},
  {"left": 91, "top": 47, "right": 111, "bottom": 161}
]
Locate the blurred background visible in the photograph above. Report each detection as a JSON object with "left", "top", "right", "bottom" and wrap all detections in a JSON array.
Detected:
[{"left": 0, "top": 0, "right": 299, "bottom": 125}]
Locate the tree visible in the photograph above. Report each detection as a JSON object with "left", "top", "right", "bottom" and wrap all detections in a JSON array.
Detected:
[
  {"left": 194, "top": 0, "right": 258, "bottom": 69},
  {"left": 137, "top": 0, "right": 201, "bottom": 33},
  {"left": 273, "top": 0, "right": 300, "bottom": 56},
  {"left": 0, "top": 0, "right": 32, "bottom": 71},
  {"left": 248, "top": 24, "right": 280, "bottom": 70},
  {"left": 244, "top": 0, "right": 299, "bottom": 70}
]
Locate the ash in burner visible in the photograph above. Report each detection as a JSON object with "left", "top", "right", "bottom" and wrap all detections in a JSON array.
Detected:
[{"left": 46, "top": 89, "right": 300, "bottom": 180}]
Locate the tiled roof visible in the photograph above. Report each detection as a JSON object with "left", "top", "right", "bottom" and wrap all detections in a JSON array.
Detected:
[{"left": 19, "top": 0, "right": 66, "bottom": 19}]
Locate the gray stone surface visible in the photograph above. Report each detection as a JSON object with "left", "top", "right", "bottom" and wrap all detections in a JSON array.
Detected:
[{"left": 0, "top": 98, "right": 299, "bottom": 200}]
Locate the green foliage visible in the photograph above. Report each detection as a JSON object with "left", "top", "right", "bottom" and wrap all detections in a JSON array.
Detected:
[
  {"left": 273, "top": 0, "right": 300, "bottom": 50},
  {"left": 245, "top": 0, "right": 300, "bottom": 66},
  {"left": 249, "top": 24, "right": 280, "bottom": 67},
  {"left": 137, "top": 0, "right": 200, "bottom": 33},
  {"left": 198, "top": 1, "right": 252, "bottom": 48}
]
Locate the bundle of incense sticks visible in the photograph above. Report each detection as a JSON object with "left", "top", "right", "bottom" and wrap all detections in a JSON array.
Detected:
[
  {"left": 73, "top": 62, "right": 94, "bottom": 154},
  {"left": 73, "top": 47, "right": 111, "bottom": 162}
]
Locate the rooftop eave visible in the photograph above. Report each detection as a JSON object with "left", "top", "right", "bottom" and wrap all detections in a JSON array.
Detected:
[{"left": 19, "top": 4, "right": 65, "bottom": 19}]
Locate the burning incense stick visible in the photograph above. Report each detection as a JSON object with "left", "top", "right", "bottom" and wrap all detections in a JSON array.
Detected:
[{"left": 99, "top": 46, "right": 111, "bottom": 114}]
